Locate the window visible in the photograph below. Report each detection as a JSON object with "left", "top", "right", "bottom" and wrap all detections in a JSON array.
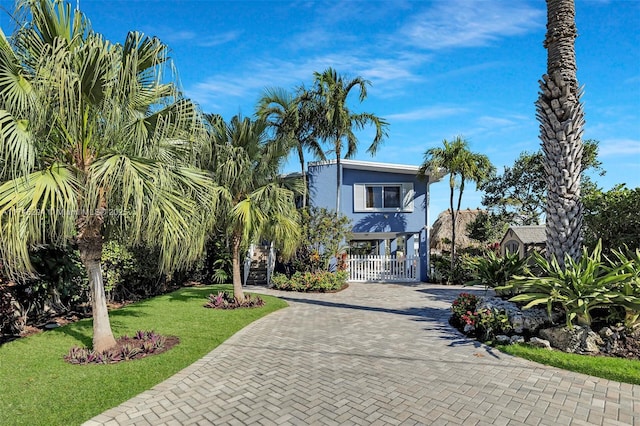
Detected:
[
  {"left": 354, "top": 182, "right": 414, "bottom": 212},
  {"left": 504, "top": 240, "right": 520, "bottom": 256},
  {"left": 366, "top": 185, "right": 401, "bottom": 209}
]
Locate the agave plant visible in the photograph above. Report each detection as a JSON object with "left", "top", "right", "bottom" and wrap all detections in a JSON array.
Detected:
[
  {"left": 504, "top": 241, "right": 633, "bottom": 327},
  {"left": 466, "top": 250, "right": 529, "bottom": 296},
  {"left": 608, "top": 248, "right": 640, "bottom": 328}
]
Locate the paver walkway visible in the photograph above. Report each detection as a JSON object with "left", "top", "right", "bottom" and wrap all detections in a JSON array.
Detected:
[{"left": 85, "top": 283, "right": 640, "bottom": 426}]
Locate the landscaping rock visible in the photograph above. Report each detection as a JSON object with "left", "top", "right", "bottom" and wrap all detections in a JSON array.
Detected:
[
  {"left": 539, "top": 325, "right": 603, "bottom": 354},
  {"left": 477, "top": 297, "right": 560, "bottom": 334},
  {"left": 495, "top": 335, "right": 511, "bottom": 344},
  {"left": 510, "top": 335, "right": 525, "bottom": 344},
  {"left": 529, "top": 337, "right": 552, "bottom": 349}
]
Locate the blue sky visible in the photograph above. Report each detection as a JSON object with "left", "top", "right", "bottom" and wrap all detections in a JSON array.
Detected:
[{"left": 2, "top": 0, "right": 639, "bottom": 223}]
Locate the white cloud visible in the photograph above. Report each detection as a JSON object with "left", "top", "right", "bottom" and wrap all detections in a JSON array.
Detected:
[
  {"left": 199, "top": 31, "right": 243, "bottom": 47},
  {"left": 598, "top": 139, "right": 640, "bottom": 156},
  {"left": 387, "top": 106, "right": 467, "bottom": 121},
  {"left": 400, "top": 0, "right": 544, "bottom": 50}
]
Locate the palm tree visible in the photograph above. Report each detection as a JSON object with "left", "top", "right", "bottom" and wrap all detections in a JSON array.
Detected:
[
  {"left": 256, "top": 87, "right": 325, "bottom": 208},
  {"left": 418, "top": 136, "right": 494, "bottom": 277},
  {"left": 537, "top": 0, "right": 585, "bottom": 265},
  {"left": 310, "top": 68, "right": 388, "bottom": 212},
  {"left": 203, "top": 114, "right": 300, "bottom": 301},
  {"left": 0, "top": 0, "right": 216, "bottom": 352}
]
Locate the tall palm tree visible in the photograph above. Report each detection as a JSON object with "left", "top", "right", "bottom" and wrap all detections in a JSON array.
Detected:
[
  {"left": 203, "top": 114, "right": 300, "bottom": 301},
  {"left": 418, "top": 136, "right": 494, "bottom": 277},
  {"left": 256, "top": 87, "right": 325, "bottom": 208},
  {"left": 537, "top": 0, "right": 585, "bottom": 265},
  {"left": 0, "top": 0, "right": 216, "bottom": 352},
  {"left": 310, "top": 68, "right": 388, "bottom": 212}
]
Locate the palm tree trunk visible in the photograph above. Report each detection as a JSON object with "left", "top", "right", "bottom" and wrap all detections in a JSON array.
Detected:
[
  {"left": 77, "top": 222, "right": 116, "bottom": 353},
  {"left": 231, "top": 233, "right": 245, "bottom": 301},
  {"left": 302, "top": 169, "right": 307, "bottom": 208},
  {"left": 448, "top": 176, "right": 456, "bottom": 279},
  {"left": 538, "top": 0, "right": 584, "bottom": 266},
  {"left": 335, "top": 139, "right": 341, "bottom": 213}
]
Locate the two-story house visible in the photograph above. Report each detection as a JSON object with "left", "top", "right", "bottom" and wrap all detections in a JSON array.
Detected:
[{"left": 308, "top": 159, "right": 442, "bottom": 282}]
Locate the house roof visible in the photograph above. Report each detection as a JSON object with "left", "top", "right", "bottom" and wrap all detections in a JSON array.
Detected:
[
  {"left": 503, "top": 225, "right": 546, "bottom": 245},
  {"left": 308, "top": 159, "right": 444, "bottom": 182}
]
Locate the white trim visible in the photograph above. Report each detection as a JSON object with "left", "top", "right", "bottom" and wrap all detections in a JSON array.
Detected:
[{"left": 310, "top": 159, "right": 419, "bottom": 175}]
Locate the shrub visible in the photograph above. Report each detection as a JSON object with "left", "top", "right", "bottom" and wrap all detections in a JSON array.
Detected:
[
  {"left": 0, "top": 285, "right": 15, "bottom": 335},
  {"left": 101, "top": 241, "right": 167, "bottom": 302},
  {"left": 608, "top": 248, "right": 640, "bottom": 329},
  {"left": 450, "top": 292, "right": 479, "bottom": 328},
  {"left": 465, "top": 250, "right": 529, "bottom": 296},
  {"left": 431, "top": 253, "right": 475, "bottom": 284},
  {"left": 451, "top": 294, "right": 511, "bottom": 340},
  {"left": 459, "top": 308, "right": 512, "bottom": 340},
  {"left": 285, "top": 208, "right": 352, "bottom": 275},
  {"left": 203, "top": 291, "right": 265, "bottom": 309},
  {"left": 270, "top": 271, "right": 347, "bottom": 292},
  {"left": 503, "top": 241, "right": 638, "bottom": 327}
]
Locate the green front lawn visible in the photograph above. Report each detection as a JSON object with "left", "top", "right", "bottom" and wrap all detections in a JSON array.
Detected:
[
  {"left": 0, "top": 285, "right": 287, "bottom": 426},
  {"left": 498, "top": 343, "right": 640, "bottom": 385}
]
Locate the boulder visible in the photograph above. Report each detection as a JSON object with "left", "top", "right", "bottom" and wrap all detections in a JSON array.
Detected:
[
  {"left": 529, "top": 337, "right": 552, "bottom": 349},
  {"left": 477, "top": 297, "right": 560, "bottom": 334},
  {"left": 495, "top": 334, "right": 511, "bottom": 344},
  {"left": 539, "top": 325, "right": 604, "bottom": 354},
  {"left": 510, "top": 335, "right": 525, "bottom": 344}
]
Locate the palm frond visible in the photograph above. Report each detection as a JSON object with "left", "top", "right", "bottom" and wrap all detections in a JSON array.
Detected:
[{"left": 0, "top": 163, "right": 80, "bottom": 278}]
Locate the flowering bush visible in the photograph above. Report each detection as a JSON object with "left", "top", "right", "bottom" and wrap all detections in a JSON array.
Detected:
[
  {"left": 451, "top": 293, "right": 479, "bottom": 320},
  {"left": 450, "top": 293, "right": 511, "bottom": 340}
]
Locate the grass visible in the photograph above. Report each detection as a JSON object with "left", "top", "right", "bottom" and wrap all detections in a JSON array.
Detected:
[
  {"left": 497, "top": 343, "right": 640, "bottom": 385},
  {"left": 0, "top": 285, "right": 287, "bottom": 426}
]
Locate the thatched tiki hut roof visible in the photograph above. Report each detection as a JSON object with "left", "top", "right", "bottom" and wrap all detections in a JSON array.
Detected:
[{"left": 430, "top": 208, "right": 484, "bottom": 253}]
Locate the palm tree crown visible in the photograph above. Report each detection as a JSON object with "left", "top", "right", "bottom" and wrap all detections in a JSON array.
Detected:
[
  {"left": 256, "top": 86, "right": 325, "bottom": 208},
  {"left": 419, "top": 136, "right": 494, "bottom": 279},
  {"left": 0, "top": 0, "right": 215, "bottom": 351},
  {"left": 310, "top": 67, "right": 388, "bottom": 212},
  {"left": 203, "top": 114, "right": 300, "bottom": 300}
]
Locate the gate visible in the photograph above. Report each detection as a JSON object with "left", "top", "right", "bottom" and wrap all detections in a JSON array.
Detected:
[{"left": 347, "top": 255, "right": 419, "bottom": 282}]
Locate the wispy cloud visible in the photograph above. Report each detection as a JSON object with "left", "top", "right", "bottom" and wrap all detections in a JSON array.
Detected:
[
  {"left": 187, "top": 52, "right": 427, "bottom": 109},
  {"left": 598, "top": 138, "right": 640, "bottom": 156},
  {"left": 149, "top": 27, "right": 240, "bottom": 47},
  {"left": 400, "top": 0, "right": 544, "bottom": 50},
  {"left": 387, "top": 106, "right": 467, "bottom": 121}
]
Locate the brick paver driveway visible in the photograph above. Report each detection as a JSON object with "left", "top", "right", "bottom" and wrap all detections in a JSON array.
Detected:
[{"left": 85, "top": 283, "right": 639, "bottom": 426}]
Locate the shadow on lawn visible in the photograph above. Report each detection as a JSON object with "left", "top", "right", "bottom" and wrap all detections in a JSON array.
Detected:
[
  {"left": 166, "top": 285, "right": 228, "bottom": 302},
  {"left": 51, "top": 304, "right": 151, "bottom": 348}
]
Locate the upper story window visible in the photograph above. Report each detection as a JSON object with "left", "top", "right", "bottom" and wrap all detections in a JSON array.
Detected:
[
  {"left": 354, "top": 182, "right": 414, "bottom": 212},
  {"left": 366, "top": 185, "right": 401, "bottom": 209}
]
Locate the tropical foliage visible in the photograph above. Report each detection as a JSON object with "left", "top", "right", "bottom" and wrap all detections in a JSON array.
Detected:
[
  {"left": 271, "top": 270, "right": 348, "bottom": 292},
  {"left": 583, "top": 184, "right": 640, "bottom": 255},
  {"left": 0, "top": 0, "right": 215, "bottom": 351},
  {"left": 286, "top": 207, "right": 351, "bottom": 274},
  {"left": 309, "top": 67, "right": 388, "bottom": 212},
  {"left": 465, "top": 250, "right": 529, "bottom": 296},
  {"left": 418, "top": 136, "right": 494, "bottom": 276},
  {"left": 201, "top": 114, "right": 300, "bottom": 301},
  {"left": 256, "top": 87, "right": 325, "bottom": 208},
  {"left": 477, "top": 140, "right": 603, "bottom": 230},
  {"left": 503, "top": 242, "right": 639, "bottom": 327}
]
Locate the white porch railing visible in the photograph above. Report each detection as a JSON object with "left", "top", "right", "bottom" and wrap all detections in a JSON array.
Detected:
[{"left": 347, "top": 255, "right": 419, "bottom": 282}]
